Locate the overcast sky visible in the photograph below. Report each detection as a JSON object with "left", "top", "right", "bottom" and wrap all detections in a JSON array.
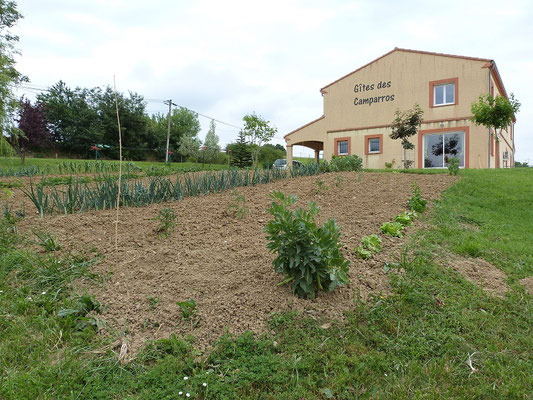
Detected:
[{"left": 13, "top": 0, "right": 533, "bottom": 161}]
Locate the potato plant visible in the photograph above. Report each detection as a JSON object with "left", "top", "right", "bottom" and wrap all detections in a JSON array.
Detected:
[{"left": 265, "top": 191, "right": 349, "bottom": 299}]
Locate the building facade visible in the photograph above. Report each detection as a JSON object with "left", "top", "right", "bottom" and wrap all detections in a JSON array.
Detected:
[{"left": 285, "top": 48, "right": 515, "bottom": 169}]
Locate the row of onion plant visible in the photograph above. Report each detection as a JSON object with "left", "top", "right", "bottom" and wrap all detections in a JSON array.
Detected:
[{"left": 22, "top": 165, "right": 321, "bottom": 217}]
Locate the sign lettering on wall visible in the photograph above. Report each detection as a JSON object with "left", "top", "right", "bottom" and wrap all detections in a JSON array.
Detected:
[{"left": 353, "top": 80, "right": 395, "bottom": 106}]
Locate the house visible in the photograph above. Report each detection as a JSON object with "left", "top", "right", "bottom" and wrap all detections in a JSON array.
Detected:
[{"left": 285, "top": 48, "right": 515, "bottom": 169}]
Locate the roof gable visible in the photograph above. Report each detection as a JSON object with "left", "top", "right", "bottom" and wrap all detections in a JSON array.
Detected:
[{"left": 320, "top": 48, "right": 492, "bottom": 93}]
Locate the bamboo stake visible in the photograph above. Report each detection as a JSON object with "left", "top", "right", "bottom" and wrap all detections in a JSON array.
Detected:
[{"left": 113, "top": 76, "right": 122, "bottom": 251}]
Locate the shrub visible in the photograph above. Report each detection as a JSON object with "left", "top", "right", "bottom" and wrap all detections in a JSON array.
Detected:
[
  {"left": 320, "top": 155, "right": 363, "bottom": 173},
  {"left": 407, "top": 182, "right": 427, "bottom": 213},
  {"left": 265, "top": 191, "right": 349, "bottom": 299},
  {"left": 448, "top": 158, "right": 460, "bottom": 176}
]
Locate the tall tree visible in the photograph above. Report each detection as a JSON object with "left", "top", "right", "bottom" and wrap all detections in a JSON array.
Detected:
[
  {"left": 0, "top": 1, "right": 27, "bottom": 142},
  {"left": 203, "top": 120, "right": 220, "bottom": 163},
  {"left": 37, "top": 81, "right": 102, "bottom": 156},
  {"left": 98, "top": 87, "right": 147, "bottom": 160},
  {"left": 178, "top": 135, "right": 201, "bottom": 164},
  {"left": 242, "top": 112, "right": 277, "bottom": 168},
  {"left": 230, "top": 130, "right": 252, "bottom": 168},
  {"left": 389, "top": 104, "right": 423, "bottom": 169},
  {"left": 470, "top": 93, "right": 520, "bottom": 167},
  {"left": 17, "top": 97, "right": 50, "bottom": 149}
]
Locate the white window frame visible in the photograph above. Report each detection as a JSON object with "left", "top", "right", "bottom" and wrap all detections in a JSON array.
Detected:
[
  {"left": 338, "top": 140, "right": 348, "bottom": 156},
  {"left": 368, "top": 138, "right": 381, "bottom": 154},
  {"left": 423, "top": 131, "right": 465, "bottom": 169},
  {"left": 434, "top": 83, "right": 455, "bottom": 106}
]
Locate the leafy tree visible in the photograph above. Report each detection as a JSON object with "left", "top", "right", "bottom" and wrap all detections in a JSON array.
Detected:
[
  {"left": 259, "top": 143, "right": 286, "bottom": 168},
  {"left": 229, "top": 130, "right": 252, "bottom": 168},
  {"left": 242, "top": 112, "right": 277, "bottom": 168},
  {"left": 17, "top": 97, "right": 50, "bottom": 149},
  {"left": 98, "top": 87, "right": 147, "bottom": 160},
  {"left": 178, "top": 134, "right": 201, "bottom": 163},
  {"left": 37, "top": 81, "right": 102, "bottom": 156},
  {"left": 390, "top": 104, "right": 423, "bottom": 169},
  {"left": 0, "top": 0, "right": 27, "bottom": 137},
  {"left": 148, "top": 107, "right": 201, "bottom": 160},
  {"left": 470, "top": 93, "right": 520, "bottom": 166},
  {"left": 0, "top": 135, "right": 15, "bottom": 156},
  {"left": 203, "top": 120, "right": 221, "bottom": 163},
  {"left": 514, "top": 161, "right": 529, "bottom": 168}
]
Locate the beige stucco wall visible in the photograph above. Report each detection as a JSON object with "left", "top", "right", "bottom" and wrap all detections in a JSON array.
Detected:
[{"left": 285, "top": 49, "right": 515, "bottom": 169}]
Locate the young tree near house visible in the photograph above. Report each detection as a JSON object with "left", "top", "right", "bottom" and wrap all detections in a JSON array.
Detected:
[
  {"left": 470, "top": 93, "right": 520, "bottom": 166},
  {"left": 203, "top": 120, "right": 221, "bottom": 163},
  {"left": 389, "top": 104, "right": 424, "bottom": 169},
  {"left": 229, "top": 130, "right": 252, "bottom": 168},
  {"left": 242, "top": 112, "right": 277, "bottom": 168}
]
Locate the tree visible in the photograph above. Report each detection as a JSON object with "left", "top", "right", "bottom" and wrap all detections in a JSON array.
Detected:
[
  {"left": 470, "top": 93, "right": 520, "bottom": 167},
  {"left": 259, "top": 143, "right": 286, "bottom": 168},
  {"left": 0, "top": 0, "right": 27, "bottom": 137},
  {"left": 37, "top": 81, "right": 103, "bottom": 156},
  {"left": 98, "top": 87, "right": 148, "bottom": 160},
  {"left": 0, "top": 135, "right": 15, "bottom": 157},
  {"left": 389, "top": 104, "right": 423, "bottom": 169},
  {"left": 230, "top": 130, "right": 252, "bottom": 168},
  {"left": 203, "top": 120, "right": 220, "bottom": 163},
  {"left": 17, "top": 97, "right": 50, "bottom": 149},
  {"left": 242, "top": 112, "right": 277, "bottom": 168},
  {"left": 178, "top": 134, "right": 201, "bottom": 163}
]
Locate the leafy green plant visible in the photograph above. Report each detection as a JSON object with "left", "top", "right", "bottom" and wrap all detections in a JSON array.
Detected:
[
  {"left": 33, "top": 229, "right": 61, "bottom": 252},
  {"left": 355, "top": 246, "right": 372, "bottom": 259},
  {"left": 314, "top": 178, "right": 328, "bottom": 194},
  {"left": 447, "top": 158, "right": 460, "bottom": 176},
  {"left": 177, "top": 298, "right": 197, "bottom": 319},
  {"left": 320, "top": 155, "right": 363, "bottom": 172},
  {"left": 361, "top": 234, "right": 382, "bottom": 253},
  {"left": 380, "top": 222, "right": 404, "bottom": 237},
  {"left": 154, "top": 208, "right": 177, "bottom": 237},
  {"left": 355, "top": 234, "right": 382, "bottom": 259},
  {"left": 407, "top": 182, "right": 427, "bottom": 213},
  {"left": 265, "top": 191, "right": 349, "bottom": 299},
  {"left": 57, "top": 295, "right": 102, "bottom": 331},
  {"left": 394, "top": 211, "right": 416, "bottom": 227},
  {"left": 147, "top": 296, "right": 160, "bottom": 309},
  {"left": 227, "top": 190, "right": 249, "bottom": 219}
]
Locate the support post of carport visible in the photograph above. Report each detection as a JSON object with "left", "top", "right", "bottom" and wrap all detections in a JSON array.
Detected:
[
  {"left": 286, "top": 145, "right": 293, "bottom": 169},
  {"left": 314, "top": 149, "right": 320, "bottom": 164}
]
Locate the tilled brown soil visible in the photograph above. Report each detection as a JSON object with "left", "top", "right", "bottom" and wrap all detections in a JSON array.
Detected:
[{"left": 21, "top": 172, "right": 456, "bottom": 354}]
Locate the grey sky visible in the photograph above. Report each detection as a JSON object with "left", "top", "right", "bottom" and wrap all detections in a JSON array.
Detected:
[{"left": 13, "top": 0, "right": 533, "bottom": 161}]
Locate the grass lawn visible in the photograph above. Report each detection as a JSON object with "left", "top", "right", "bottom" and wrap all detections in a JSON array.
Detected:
[{"left": 0, "top": 169, "right": 531, "bottom": 399}]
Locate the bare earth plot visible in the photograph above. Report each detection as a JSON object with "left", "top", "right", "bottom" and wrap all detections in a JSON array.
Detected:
[{"left": 21, "top": 172, "right": 456, "bottom": 354}]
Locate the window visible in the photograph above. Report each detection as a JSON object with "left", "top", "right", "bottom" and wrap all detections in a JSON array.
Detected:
[
  {"left": 423, "top": 131, "right": 465, "bottom": 168},
  {"left": 365, "top": 134, "right": 383, "bottom": 155},
  {"left": 368, "top": 138, "right": 380, "bottom": 153},
  {"left": 338, "top": 140, "right": 348, "bottom": 155},
  {"left": 429, "top": 77, "right": 458, "bottom": 108},
  {"left": 434, "top": 83, "right": 455, "bottom": 106}
]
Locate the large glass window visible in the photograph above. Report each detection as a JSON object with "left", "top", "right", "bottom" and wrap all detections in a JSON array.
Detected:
[
  {"left": 338, "top": 140, "right": 348, "bottom": 155},
  {"left": 434, "top": 83, "right": 455, "bottom": 106},
  {"left": 423, "top": 132, "right": 465, "bottom": 168}
]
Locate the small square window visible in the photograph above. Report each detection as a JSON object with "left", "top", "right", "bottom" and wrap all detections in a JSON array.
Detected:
[
  {"left": 434, "top": 83, "right": 455, "bottom": 106},
  {"left": 368, "top": 138, "right": 381, "bottom": 153},
  {"left": 338, "top": 140, "right": 348, "bottom": 155}
]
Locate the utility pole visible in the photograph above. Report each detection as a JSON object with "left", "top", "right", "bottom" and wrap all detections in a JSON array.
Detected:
[{"left": 164, "top": 100, "right": 177, "bottom": 163}]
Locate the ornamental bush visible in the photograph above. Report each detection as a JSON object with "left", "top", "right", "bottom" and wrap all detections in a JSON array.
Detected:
[
  {"left": 265, "top": 191, "right": 349, "bottom": 299},
  {"left": 319, "top": 155, "right": 362, "bottom": 173}
]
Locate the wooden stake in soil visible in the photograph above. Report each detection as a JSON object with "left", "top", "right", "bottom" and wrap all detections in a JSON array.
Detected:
[{"left": 113, "top": 76, "right": 123, "bottom": 251}]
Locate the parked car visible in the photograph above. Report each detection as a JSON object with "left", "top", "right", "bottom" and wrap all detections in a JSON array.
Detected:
[{"left": 272, "top": 159, "right": 304, "bottom": 170}]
